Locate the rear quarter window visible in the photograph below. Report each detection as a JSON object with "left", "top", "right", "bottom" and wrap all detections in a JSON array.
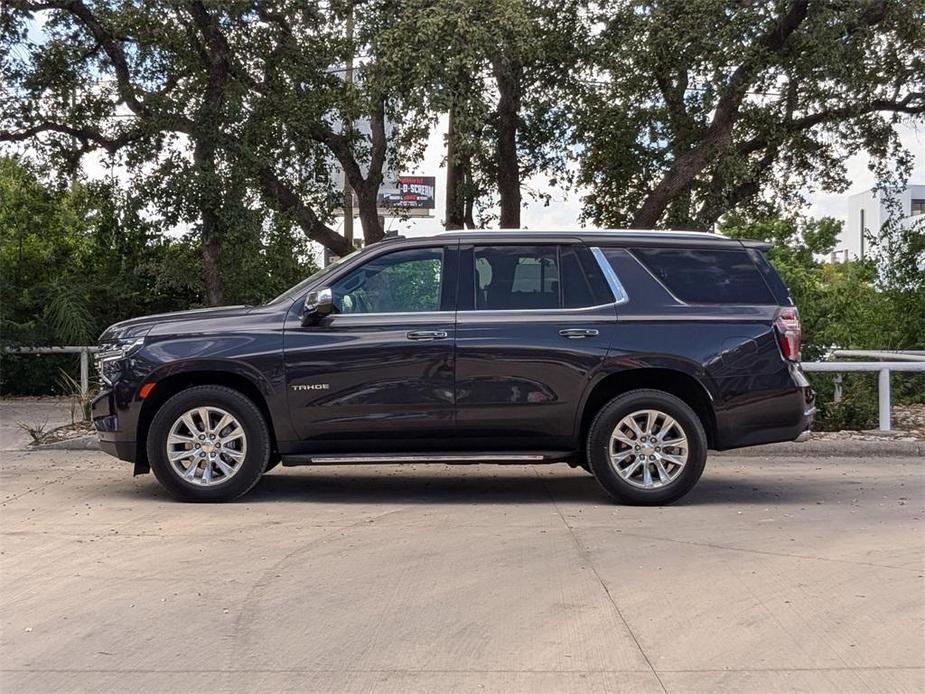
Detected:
[{"left": 630, "top": 247, "right": 775, "bottom": 304}]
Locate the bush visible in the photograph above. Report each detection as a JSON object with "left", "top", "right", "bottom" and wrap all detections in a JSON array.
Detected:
[
  {"left": 723, "top": 213, "right": 924, "bottom": 431},
  {"left": 1, "top": 156, "right": 318, "bottom": 394}
]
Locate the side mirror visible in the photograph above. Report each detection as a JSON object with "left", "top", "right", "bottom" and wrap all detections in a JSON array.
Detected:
[{"left": 302, "top": 287, "right": 334, "bottom": 326}]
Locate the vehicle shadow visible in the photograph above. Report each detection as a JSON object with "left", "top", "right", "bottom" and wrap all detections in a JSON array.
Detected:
[
  {"left": 120, "top": 465, "right": 837, "bottom": 507},
  {"left": 246, "top": 467, "right": 606, "bottom": 505}
]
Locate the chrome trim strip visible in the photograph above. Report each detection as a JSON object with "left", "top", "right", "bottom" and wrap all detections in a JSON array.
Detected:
[
  {"left": 456, "top": 304, "right": 616, "bottom": 316},
  {"left": 325, "top": 310, "right": 456, "bottom": 320},
  {"left": 590, "top": 247, "right": 629, "bottom": 305},
  {"left": 307, "top": 454, "right": 549, "bottom": 464}
]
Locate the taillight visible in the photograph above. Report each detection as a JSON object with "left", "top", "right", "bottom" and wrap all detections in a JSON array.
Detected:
[{"left": 774, "top": 307, "right": 801, "bottom": 362}]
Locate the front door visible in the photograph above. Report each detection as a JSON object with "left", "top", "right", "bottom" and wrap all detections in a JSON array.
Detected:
[
  {"left": 454, "top": 243, "right": 614, "bottom": 450},
  {"left": 284, "top": 244, "right": 457, "bottom": 452}
]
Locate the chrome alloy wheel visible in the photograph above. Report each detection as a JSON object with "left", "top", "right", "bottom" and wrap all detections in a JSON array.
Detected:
[
  {"left": 166, "top": 407, "right": 247, "bottom": 486},
  {"left": 608, "top": 409, "right": 689, "bottom": 489}
]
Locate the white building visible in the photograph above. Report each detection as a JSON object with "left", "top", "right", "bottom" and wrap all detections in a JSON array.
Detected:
[{"left": 835, "top": 184, "right": 925, "bottom": 261}]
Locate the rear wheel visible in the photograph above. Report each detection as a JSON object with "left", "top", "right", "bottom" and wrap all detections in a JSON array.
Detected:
[
  {"left": 586, "top": 389, "right": 706, "bottom": 505},
  {"left": 146, "top": 386, "right": 271, "bottom": 502}
]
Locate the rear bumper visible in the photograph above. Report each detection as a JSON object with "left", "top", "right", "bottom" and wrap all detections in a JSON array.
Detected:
[{"left": 714, "top": 365, "right": 815, "bottom": 450}]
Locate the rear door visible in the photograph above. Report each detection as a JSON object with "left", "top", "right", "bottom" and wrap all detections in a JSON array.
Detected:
[
  {"left": 453, "top": 242, "right": 615, "bottom": 450},
  {"left": 284, "top": 243, "right": 458, "bottom": 451}
]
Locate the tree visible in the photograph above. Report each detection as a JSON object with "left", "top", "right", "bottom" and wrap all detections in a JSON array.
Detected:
[
  {"left": 1, "top": 1, "right": 432, "bottom": 303},
  {"left": 381, "top": 0, "right": 585, "bottom": 228},
  {"left": 578, "top": 0, "right": 925, "bottom": 230}
]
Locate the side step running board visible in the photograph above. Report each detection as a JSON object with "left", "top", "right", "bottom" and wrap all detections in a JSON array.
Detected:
[{"left": 281, "top": 452, "right": 572, "bottom": 466}]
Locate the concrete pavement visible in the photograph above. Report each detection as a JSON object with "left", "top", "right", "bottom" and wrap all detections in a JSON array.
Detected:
[
  {"left": 1, "top": 449, "right": 923, "bottom": 693},
  {"left": 0, "top": 397, "right": 74, "bottom": 451}
]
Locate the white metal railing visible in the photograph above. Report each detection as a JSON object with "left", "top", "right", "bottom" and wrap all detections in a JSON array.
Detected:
[
  {"left": 802, "top": 361, "right": 925, "bottom": 431},
  {"left": 5, "top": 346, "right": 98, "bottom": 396},
  {"left": 832, "top": 350, "right": 925, "bottom": 362}
]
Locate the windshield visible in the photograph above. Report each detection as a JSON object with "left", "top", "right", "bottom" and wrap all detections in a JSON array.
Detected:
[{"left": 267, "top": 247, "right": 365, "bottom": 304}]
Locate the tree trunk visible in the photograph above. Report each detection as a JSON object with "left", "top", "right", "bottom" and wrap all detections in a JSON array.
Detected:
[
  {"left": 201, "top": 233, "right": 224, "bottom": 305},
  {"left": 192, "top": 137, "right": 225, "bottom": 305},
  {"left": 493, "top": 57, "right": 522, "bottom": 229},
  {"left": 189, "top": 1, "right": 230, "bottom": 304},
  {"left": 463, "top": 155, "right": 477, "bottom": 229},
  {"left": 445, "top": 108, "right": 466, "bottom": 230},
  {"left": 355, "top": 185, "right": 384, "bottom": 245}
]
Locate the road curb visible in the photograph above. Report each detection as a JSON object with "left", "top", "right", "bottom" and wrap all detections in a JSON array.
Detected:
[
  {"left": 718, "top": 438, "right": 924, "bottom": 458},
  {"left": 28, "top": 435, "right": 99, "bottom": 451}
]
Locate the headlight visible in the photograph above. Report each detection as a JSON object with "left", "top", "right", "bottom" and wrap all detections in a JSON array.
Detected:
[{"left": 96, "top": 338, "right": 145, "bottom": 385}]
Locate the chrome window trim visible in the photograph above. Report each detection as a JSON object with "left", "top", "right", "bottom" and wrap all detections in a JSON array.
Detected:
[
  {"left": 456, "top": 304, "right": 616, "bottom": 316},
  {"left": 590, "top": 247, "right": 629, "bottom": 305},
  {"left": 324, "top": 310, "right": 456, "bottom": 321}
]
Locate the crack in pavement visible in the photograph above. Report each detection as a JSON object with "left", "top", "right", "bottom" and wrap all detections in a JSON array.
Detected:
[{"left": 532, "top": 466, "right": 669, "bottom": 694}]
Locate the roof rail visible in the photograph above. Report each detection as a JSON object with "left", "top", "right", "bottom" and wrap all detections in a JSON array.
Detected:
[{"left": 437, "top": 228, "right": 724, "bottom": 239}]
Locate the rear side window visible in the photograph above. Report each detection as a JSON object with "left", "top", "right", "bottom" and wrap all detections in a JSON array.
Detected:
[
  {"left": 474, "top": 246, "right": 560, "bottom": 310},
  {"left": 562, "top": 246, "right": 612, "bottom": 308},
  {"left": 747, "top": 248, "right": 792, "bottom": 306},
  {"left": 630, "top": 247, "right": 774, "bottom": 304}
]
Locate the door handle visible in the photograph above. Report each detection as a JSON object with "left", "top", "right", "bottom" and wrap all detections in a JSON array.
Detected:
[
  {"left": 406, "top": 330, "right": 449, "bottom": 341},
  {"left": 559, "top": 328, "right": 599, "bottom": 339}
]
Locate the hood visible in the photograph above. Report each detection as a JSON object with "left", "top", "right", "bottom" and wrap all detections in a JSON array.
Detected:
[{"left": 99, "top": 305, "right": 252, "bottom": 342}]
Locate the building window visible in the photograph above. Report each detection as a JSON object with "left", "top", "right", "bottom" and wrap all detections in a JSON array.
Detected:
[{"left": 912, "top": 199, "right": 925, "bottom": 216}]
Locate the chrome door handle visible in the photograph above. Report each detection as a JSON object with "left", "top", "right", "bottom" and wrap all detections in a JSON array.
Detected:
[
  {"left": 559, "top": 328, "right": 599, "bottom": 339},
  {"left": 406, "top": 330, "right": 448, "bottom": 341}
]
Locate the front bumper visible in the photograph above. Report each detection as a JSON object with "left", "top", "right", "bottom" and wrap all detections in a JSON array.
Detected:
[{"left": 91, "top": 389, "right": 137, "bottom": 463}]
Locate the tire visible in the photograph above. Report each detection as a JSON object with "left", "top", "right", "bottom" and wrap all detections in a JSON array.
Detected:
[
  {"left": 146, "top": 385, "right": 271, "bottom": 502},
  {"left": 264, "top": 457, "right": 281, "bottom": 473},
  {"left": 586, "top": 389, "right": 707, "bottom": 506}
]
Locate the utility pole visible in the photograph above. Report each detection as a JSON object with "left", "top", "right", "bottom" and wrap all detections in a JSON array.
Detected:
[{"left": 342, "top": 6, "right": 355, "bottom": 247}]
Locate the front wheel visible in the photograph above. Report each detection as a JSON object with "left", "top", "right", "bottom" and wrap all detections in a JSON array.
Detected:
[
  {"left": 146, "top": 385, "right": 271, "bottom": 502},
  {"left": 586, "top": 389, "right": 707, "bottom": 506}
]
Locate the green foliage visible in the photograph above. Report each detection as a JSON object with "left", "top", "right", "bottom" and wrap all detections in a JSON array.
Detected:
[
  {"left": 577, "top": 0, "right": 925, "bottom": 229},
  {"left": 722, "top": 212, "right": 925, "bottom": 430},
  {"left": 0, "top": 156, "right": 318, "bottom": 394}
]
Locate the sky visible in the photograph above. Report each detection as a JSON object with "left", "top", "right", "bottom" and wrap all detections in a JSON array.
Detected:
[
  {"left": 72, "top": 111, "right": 924, "bottom": 260},
  {"left": 379, "top": 116, "right": 925, "bottom": 240}
]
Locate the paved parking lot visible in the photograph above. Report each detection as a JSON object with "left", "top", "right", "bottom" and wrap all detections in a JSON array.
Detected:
[{"left": 1, "top": 448, "right": 923, "bottom": 693}]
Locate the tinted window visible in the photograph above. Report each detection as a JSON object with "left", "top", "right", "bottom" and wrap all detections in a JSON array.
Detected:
[
  {"left": 562, "top": 246, "right": 611, "bottom": 308},
  {"left": 331, "top": 247, "right": 443, "bottom": 314},
  {"left": 474, "top": 246, "right": 560, "bottom": 310},
  {"left": 631, "top": 247, "right": 774, "bottom": 304},
  {"left": 747, "top": 248, "right": 792, "bottom": 306}
]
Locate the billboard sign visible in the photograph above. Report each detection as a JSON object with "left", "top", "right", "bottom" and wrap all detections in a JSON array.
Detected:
[{"left": 378, "top": 175, "right": 436, "bottom": 210}]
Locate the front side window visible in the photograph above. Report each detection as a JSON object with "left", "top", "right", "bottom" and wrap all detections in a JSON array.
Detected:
[
  {"left": 474, "top": 246, "right": 560, "bottom": 310},
  {"left": 331, "top": 247, "right": 444, "bottom": 314}
]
